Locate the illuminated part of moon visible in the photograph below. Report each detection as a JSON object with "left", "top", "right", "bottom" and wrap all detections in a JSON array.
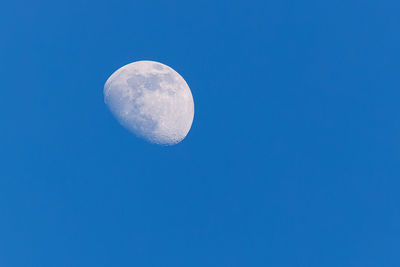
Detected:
[{"left": 104, "top": 61, "right": 194, "bottom": 145}]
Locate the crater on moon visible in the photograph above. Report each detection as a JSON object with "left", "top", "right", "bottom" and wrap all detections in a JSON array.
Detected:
[{"left": 104, "top": 61, "right": 194, "bottom": 145}]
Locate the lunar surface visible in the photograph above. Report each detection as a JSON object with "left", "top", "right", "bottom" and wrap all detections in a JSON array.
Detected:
[{"left": 104, "top": 61, "right": 194, "bottom": 145}]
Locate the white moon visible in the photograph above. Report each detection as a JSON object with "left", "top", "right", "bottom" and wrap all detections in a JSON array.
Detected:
[{"left": 104, "top": 61, "right": 194, "bottom": 145}]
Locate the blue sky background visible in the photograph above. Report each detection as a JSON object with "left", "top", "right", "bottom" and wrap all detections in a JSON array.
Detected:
[{"left": 1, "top": 0, "right": 400, "bottom": 266}]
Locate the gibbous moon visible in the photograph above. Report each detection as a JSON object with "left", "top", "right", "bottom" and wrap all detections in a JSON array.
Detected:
[{"left": 104, "top": 61, "right": 194, "bottom": 145}]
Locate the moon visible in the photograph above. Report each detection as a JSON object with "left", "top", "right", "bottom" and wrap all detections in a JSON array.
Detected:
[{"left": 104, "top": 61, "right": 194, "bottom": 145}]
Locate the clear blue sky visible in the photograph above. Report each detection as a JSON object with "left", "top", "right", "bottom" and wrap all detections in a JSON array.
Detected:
[{"left": 1, "top": 0, "right": 400, "bottom": 266}]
